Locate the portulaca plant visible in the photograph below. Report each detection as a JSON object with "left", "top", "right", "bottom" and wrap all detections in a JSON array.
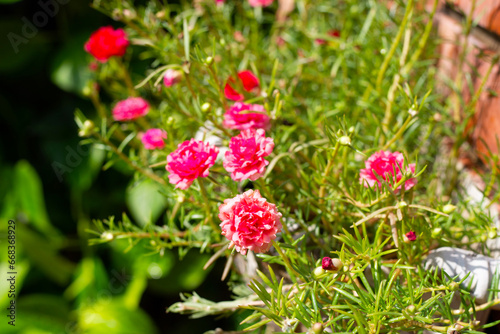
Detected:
[{"left": 79, "top": 0, "right": 500, "bottom": 333}]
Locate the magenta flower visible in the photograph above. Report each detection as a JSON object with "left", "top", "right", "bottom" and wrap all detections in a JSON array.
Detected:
[
  {"left": 141, "top": 129, "right": 167, "bottom": 150},
  {"left": 219, "top": 189, "right": 282, "bottom": 255},
  {"left": 359, "top": 151, "right": 416, "bottom": 191},
  {"left": 163, "top": 69, "right": 182, "bottom": 87},
  {"left": 166, "top": 139, "right": 219, "bottom": 190},
  {"left": 84, "top": 26, "right": 129, "bottom": 63},
  {"left": 224, "top": 70, "right": 260, "bottom": 101},
  {"left": 248, "top": 0, "right": 274, "bottom": 7},
  {"left": 112, "top": 97, "right": 150, "bottom": 121},
  {"left": 322, "top": 257, "right": 334, "bottom": 270},
  {"left": 223, "top": 102, "right": 270, "bottom": 130},
  {"left": 223, "top": 129, "right": 274, "bottom": 181},
  {"left": 405, "top": 231, "right": 417, "bottom": 242}
]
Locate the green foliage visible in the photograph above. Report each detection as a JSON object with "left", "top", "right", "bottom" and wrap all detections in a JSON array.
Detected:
[{"left": 3, "top": 0, "right": 500, "bottom": 333}]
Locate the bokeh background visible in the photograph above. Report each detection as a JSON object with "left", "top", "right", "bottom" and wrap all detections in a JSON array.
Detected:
[{"left": 0, "top": 1, "right": 236, "bottom": 333}]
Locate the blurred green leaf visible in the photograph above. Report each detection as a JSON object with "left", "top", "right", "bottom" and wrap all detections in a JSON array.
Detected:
[
  {"left": 0, "top": 0, "right": 23, "bottom": 3},
  {"left": 126, "top": 179, "right": 168, "bottom": 227},
  {"left": 50, "top": 33, "right": 92, "bottom": 96},
  {"left": 79, "top": 299, "right": 158, "bottom": 334},
  {"left": 14, "top": 160, "right": 61, "bottom": 240},
  {"left": 149, "top": 251, "right": 211, "bottom": 294},
  {"left": 65, "top": 257, "right": 109, "bottom": 304},
  {"left": 0, "top": 294, "right": 71, "bottom": 334},
  {"left": 17, "top": 224, "right": 75, "bottom": 285}
]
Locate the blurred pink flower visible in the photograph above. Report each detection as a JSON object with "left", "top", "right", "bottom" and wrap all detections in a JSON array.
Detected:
[
  {"left": 224, "top": 70, "right": 260, "bottom": 101},
  {"left": 141, "top": 129, "right": 167, "bottom": 150},
  {"left": 405, "top": 231, "right": 417, "bottom": 242},
  {"left": 315, "top": 29, "right": 341, "bottom": 45},
  {"left": 223, "top": 102, "right": 270, "bottom": 130},
  {"left": 219, "top": 189, "right": 282, "bottom": 255},
  {"left": 163, "top": 69, "right": 182, "bottom": 87},
  {"left": 166, "top": 139, "right": 219, "bottom": 190},
  {"left": 359, "top": 150, "right": 416, "bottom": 190},
  {"left": 84, "top": 26, "right": 129, "bottom": 63},
  {"left": 248, "top": 0, "right": 274, "bottom": 7},
  {"left": 223, "top": 129, "right": 274, "bottom": 181},
  {"left": 112, "top": 97, "right": 149, "bottom": 121}
]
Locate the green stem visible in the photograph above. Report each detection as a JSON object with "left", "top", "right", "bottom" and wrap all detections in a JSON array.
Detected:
[
  {"left": 198, "top": 178, "right": 220, "bottom": 238},
  {"left": 375, "top": 0, "right": 414, "bottom": 91},
  {"left": 318, "top": 141, "right": 340, "bottom": 203},
  {"left": 272, "top": 240, "right": 299, "bottom": 283},
  {"left": 95, "top": 133, "right": 166, "bottom": 185},
  {"left": 116, "top": 58, "right": 136, "bottom": 96},
  {"left": 383, "top": 115, "right": 413, "bottom": 150}
]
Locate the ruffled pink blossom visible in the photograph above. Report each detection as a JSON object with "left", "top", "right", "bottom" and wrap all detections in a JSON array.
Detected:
[
  {"left": 84, "top": 26, "right": 129, "bottom": 63},
  {"left": 224, "top": 70, "right": 260, "bottom": 101},
  {"left": 248, "top": 0, "right": 274, "bottom": 7},
  {"left": 112, "top": 97, "right": 150, "bottom": 121},
  {"left": 163, "top": 69, "right": 182, "bottom": 87},
  {"left": 359, "top": 150, "right": 416, "bottom": 191},
  {"left": 141, "top": 129, "right": 167, "bottom": 150},
  {"left": 219, "top": 189, "right": 282, "bottom": 255},
  {"left": 223, "top": 102, "right": 270, "bottom": 130},
  {"left": 223, "top": 129, "right": 274, "bottom": 181},
  {"left": 166, "top": 139, "right": 219, "bottom": 190}
]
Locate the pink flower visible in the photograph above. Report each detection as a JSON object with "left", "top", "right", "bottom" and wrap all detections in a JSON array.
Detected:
[
  {"left": 405, "top": 231, "right": 417, "bottom": 242},
  {"left": 84, "top": 26, "right": 129, "bottom": 63},
  {"left": 166, "top": 139, "right": 219, "bottom": 190},
  {"left": 359, "top": 150, "right": 416, "bottom": 191},
  {"left": 216, "top": 0, "right": 224, "bottom": 4},
  {"left": 224, "top": 70, "right": 260, "bottom": 101},
  {"left": 315, "top": 29, "right": 341, "bottom": 45},
  {"left": 112, "top": 97, "right": 150, "bottom": 121},
  {"left": 248, "top": 0, "right": 274, "bottom": 7},
  {"left": 223, "top": 129, "right": 274, "bottom": 181},
  {"left": 219, "top": 189, "right": 282, "bottom": 255},
  {"left": 322, "top": 257, "right": 334, "bottom": 270},
  {"left": 141, "top": 129, "right": 167, "bottom": 150},
  {"left": 223, "top": 102, "right": 270, "bottom": 130},
  {"left": 163, "top": 69, "right": 182, "bottom": 87}
]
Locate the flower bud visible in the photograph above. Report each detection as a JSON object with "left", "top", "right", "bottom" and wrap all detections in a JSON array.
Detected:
[
  {"left": 431, "top": 227, "right": 442, "bottom": 238},
  {"left": 311, "top": 322, "right": 323, "bottom": 334},
  {"left": 489, "top": 228, "right": 498, "bottom": 239},
  {"left": 201, "top": 102, "right": 212, "bottom": 112},
  {"left": 447, "top": 323, "right": 464, "bottom": 334},
  {"left": 442, "top": 204, "right": 456, "bottom": 214},
  {"left": 449, "top": 281, "right": 460, "bottom": 291},
  {"left": 322, "top": 257, "right": 342, "bottom": 272},
  {"left": 163, "top": 69, "right": 183, "bottom": 87},
  {"left": 82, "top": 85, "right": 92, "bottom": 97},
  {"left": 205, "top": 56, "right": 214, "bottom": 65},
  {"left": 78, "top": 120, "right": 95, "bottom": 137},
  {"left": 313, "top": 266, "right": 325, "bottom": 278},
  {"left": 338, "top": 136, "right": 351, "bottom": 146},
  {"left": 397, "top": 201, "right": 408, "bottom": 209},
  {"left": 402, "top": 304, "right": 416, "bottom": 319},
  {"left": 101, "top": 232, "right": 114, "bottom": 241},
  {"left": 403, "top": 231, "right": 417, "bottom": 243},
  {"left": 408, "top": 104, "right": 418, "bottom": 117}
]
